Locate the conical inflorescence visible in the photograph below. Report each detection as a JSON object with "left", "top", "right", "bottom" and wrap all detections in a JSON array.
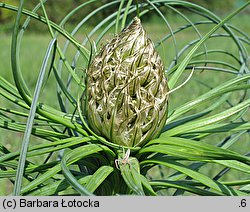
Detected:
[{"left": 84, "top": 17, "right": 169, "bottom": 147}]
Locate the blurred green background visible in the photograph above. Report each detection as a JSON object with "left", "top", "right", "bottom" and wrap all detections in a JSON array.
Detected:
[{"left": 0, "top": 0, "right": 249, "bottom": 33}]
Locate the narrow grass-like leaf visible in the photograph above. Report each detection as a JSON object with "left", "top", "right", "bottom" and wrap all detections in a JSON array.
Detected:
[
  {"left": 1, "top": 2, "right": 89, "bottom": 85},
  {"left": 53, "top": 66, "right": 77, "bottom": 107},
  {"left": 39, "top": 1, "right": 85, "bottom": 88},
  {"left": 240, "top": 184, "right": 250, "bottom": 193},
  {"left": 147, "top": 0, "right": 178, "bottom": 63},
  {"left": 141, "top": 136, "right": 250, "bottom": 164},
  {"left": 0, "top": 137, "right": 91, "bottom": 163},
  {"left": 168, "top": 1, "right": 250, "bottom": 89},
  {"left": 150, "top": 180, "right": 222, "bottom": 196},
  {"left": 213, "top": 160, "right": 250, "bottom": 175},
  {"left": 13, "top": 38, "right": 57, "bottom": 195},
  {"left": 0, "top": 120, "right": 67, "bottom": 141},
  {"left": 28, "top": 175, "right": 92, "bottom": 196},
  {"left": 0, "top": 161, "right": 58, "bottom": 178},
  {"left": 115, "top": 0, "right": 126, "bottom": 34},
  {"left": 167, "top": 73, "right": 250, "bottom": 123},
  {"left": 119, "top": 155, "right": 144, "bottom": 195},
  {"left": 169, "top": 179, "right": 250, "bottom": 195},
  {"left": 61, "top": 144, "right": 115, "bottom": 195},
  {"left": 165, "top": 99, "right": 250, "bottom": 136},
  {"left": 0, "top": 76, "right": 22, "bottom": 99},
  {"left": 85, "top": 166, "right": 114, "bottom": 193},
  {"left": 21, "top": 144, "right": 114, "bottom": 194},
  {"left": 27, "top": 137, "right": 95, "bottom": 158},
  {"left": 61, "top": 154, "right": 93, "bottom": 196},
  {"left": 141, "top": 159, "right": 245, "bottom": 195},
  {"left": 182, "top": 122, "right": 250, "bottom": 134},
  {"left": 140, "top": 175, "right": 157, "bottom": 196},
  {"left": 0, "top": 106, "right": 47, "bottom": 121},
  {"left": 20, "top": 164, "right": 62, "bottom": 195},
  {"left": 10, "top": 0, "right": 31, "bottom": 103},
  {"left": 121, "top": 0, "right": 133, "bottom": 30}
]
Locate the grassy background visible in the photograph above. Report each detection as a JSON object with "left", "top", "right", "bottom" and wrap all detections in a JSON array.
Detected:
[{"left": 0, "top": 13, "right": 249, "bottom": 195}]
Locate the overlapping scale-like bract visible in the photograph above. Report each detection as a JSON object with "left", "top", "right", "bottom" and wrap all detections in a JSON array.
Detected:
[{"left": 85, "top": 17, "right": 169, "bottom": 147}]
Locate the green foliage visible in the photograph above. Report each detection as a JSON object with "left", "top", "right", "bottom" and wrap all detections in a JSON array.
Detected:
[
  {"left": 185, "top": 0, "right": 234, "bottom": 12},
  {"left": 0, "top": 0, "right": 248, "bottom": 32},
  {"left": 0, "top": 0, "right": 122, "bottom": 31},
  {"left": 0, "top": 0, "right": 249, "bottom": 196}
]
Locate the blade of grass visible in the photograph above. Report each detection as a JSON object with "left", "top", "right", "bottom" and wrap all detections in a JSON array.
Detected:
[
  {"left": 141, "top": 159, "right": 246, "bottom": 195},
  {"left": 183, "top": 122, "right": 250, "bottom": 134},
  {"left": 141, "top": 136, "right": 250, "bottom": 164},
  {"left": 28, "top": 175, "right": 92, "bottom": 196},
  {"left": 60, "top": 144, "right": 115, "bottom": 195},
  {"left": 13, "top": 38, "right": 57, "bottom": 195},
  {"left": 165, "top": 99, "right": 250, "bottom": 136},
  {"left": 121, "top": 0, "right": 133, "bottom": 30},
  {"left": 61, "top": 154, "right": 93, "bottom": 196},
  {"left": 150, "top": 180, "right": 222, "bottom": 196},
  {"left": 10, "top": 0, "right": 31, "bottom": 104},
  {"left": 140, "top": 175, "right": 157, "bottom": 196},
  {"left": 119, "top": 156, "right": 145, "bottom": 195},
  {"left": 85, "top": 166, "right": 114, "bottom": 193},
  {"left": 168, "top": 1, "right": 250, "bottom": 89},
  {"left": 0, "top": 137, "right": 92, "bottom": 163},
  {"left": 0, "top": 120, "right": 67, "bottom": 141},
  {"left": 213, "top": 160, "right": 250, "bottom": 175},
  {"left": 167, "top": 73, "right": 250, "bottom": 123},
  {"left": 20, "top": 143, "right": 114, "bottom": 194}
]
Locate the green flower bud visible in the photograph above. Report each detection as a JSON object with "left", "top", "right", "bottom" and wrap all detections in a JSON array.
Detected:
[{"left": 85, "top": 17, "right": 169, "bottom": 147}]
